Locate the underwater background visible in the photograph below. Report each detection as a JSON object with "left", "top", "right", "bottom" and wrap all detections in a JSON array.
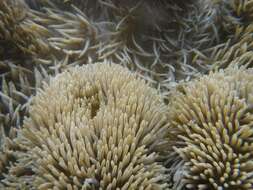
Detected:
[{"left": 1, "top": 0, "right": 253, "bottom": 189}]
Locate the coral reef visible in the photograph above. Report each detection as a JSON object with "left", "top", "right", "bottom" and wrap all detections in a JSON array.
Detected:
[
  {"left": 1, "top": 0, "right": 253, "bottom": 189},
  {"left": 168, "top": 66, "right": 253, "bottom": 189}
]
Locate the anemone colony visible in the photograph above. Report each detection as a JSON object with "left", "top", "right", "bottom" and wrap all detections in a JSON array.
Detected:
[{"left": 0, "top": 0, "right": 253, "bottom": 190}]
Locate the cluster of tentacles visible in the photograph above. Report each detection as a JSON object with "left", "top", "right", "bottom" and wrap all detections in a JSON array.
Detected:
[{"left": 1, "top": 0, "right": 253, "bottom": 189}]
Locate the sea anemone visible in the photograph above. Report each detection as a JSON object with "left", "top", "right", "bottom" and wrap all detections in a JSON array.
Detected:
[
  {"left": 3, "top": 0, "right": 250, "bottom": 98},
  {"left": 0, "top": 0, "right": 52, "bottom": 134},
  {"left": 190, "top": 0, "right": 253, "bottom": 70},
  {"left": 0, "top": 0, "right": 51, "bottom": 57},
  {"left": 0, "top": 125, "right": 15, "bottom": 181},
  {"left": 22, "top": 0, "right": 228, "bottom": 96},
  {"left": 2, "top": 63, "right": 172, "bottom": 189},
  {"left": 168, "top": 66, "right": 253, "bottom": 189},
  {"left": 0, "top": 119, "right": 30, "bottom": 189},
  {"left": 0, "top": 56, "right": 52, "bottom": 189}
]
